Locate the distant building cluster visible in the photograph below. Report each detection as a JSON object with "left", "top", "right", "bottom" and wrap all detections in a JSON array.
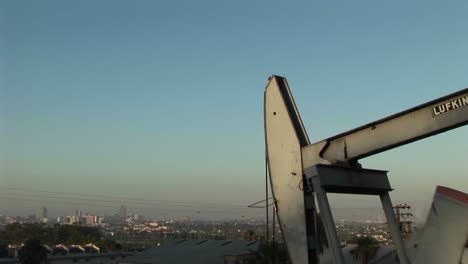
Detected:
[
  {"left": 336, "top": 220, "right": 394, "bottom": 244},
  {"left": 57, "top": 209, "right": 104, "bottom": 226},
  {"left": 0, "top": 205, "right": 146, "bottom": 227}
]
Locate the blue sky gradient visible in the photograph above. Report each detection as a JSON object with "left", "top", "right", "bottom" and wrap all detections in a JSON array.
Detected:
[{"left": 1, "top": 1, "right": 467, "bottom": 219}]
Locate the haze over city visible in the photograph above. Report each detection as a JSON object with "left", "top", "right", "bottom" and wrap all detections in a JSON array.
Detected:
[{"left": 1, "top": 1, "right": 467, "bottom": 221}]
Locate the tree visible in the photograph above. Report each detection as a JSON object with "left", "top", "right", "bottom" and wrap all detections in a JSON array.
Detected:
[
  {"left": 0, "top": 244, "right": 8, "bottom": 258},
  {"left": 4, "top": 223, "right": 42, "bottom": 244},
  {"left": 3, "top": 223, "right": 54, "bottom": 244},
  {"left": 243, "top": 230, "right": 258, "bottom": 241},
  {"left": 351, "top": 236, "right": 379, "bottom": 264},
  {"left": 55, "top": 225, "right": 101, "bottom": 244},
  {"left": 252, "top": 240, "right": 290, "bottom": 264},
  {"left": 96, "top": 239, "right": 122, "bottom": 252},
  {"left": 18, "top": 239, "right": 47, "bottom": 264}
]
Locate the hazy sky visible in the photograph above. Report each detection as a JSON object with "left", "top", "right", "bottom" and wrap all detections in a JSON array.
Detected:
[{"left": 1, "top": 1, "right": 467, "bottom": 220}]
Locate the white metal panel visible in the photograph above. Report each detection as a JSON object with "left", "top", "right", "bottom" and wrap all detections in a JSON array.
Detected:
[
  {"left": 264, "top": 76, "right": 308, "bottom": 263},
  {"left": 409, "top": 186, "right": 468, "bottom": 264}
]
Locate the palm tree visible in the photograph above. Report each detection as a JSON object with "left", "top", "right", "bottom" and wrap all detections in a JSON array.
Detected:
[{"left": 351, "top": 236, "right": 379, "bottom": 264}]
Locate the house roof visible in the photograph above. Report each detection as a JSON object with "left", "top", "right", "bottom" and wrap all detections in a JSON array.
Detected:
[{"left": 122, "top": 239, "right": 259, "bottom": 264}]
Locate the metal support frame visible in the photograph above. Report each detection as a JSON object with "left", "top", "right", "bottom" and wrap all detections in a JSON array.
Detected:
[
  {"left": 310, "top": 175, "right": 345, "bottom": 264},
  {"left": 305, "top": 164, "right": 410, "bottom": 264},
  {"left": 304, "top": 182, "right": 319, "bottom": 264},
  {"left": 380, "top": 192, "right": 410, "bottom": 264}
]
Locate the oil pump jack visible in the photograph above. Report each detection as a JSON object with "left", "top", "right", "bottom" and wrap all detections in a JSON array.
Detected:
[{"left": 264, "top": 75, "right": 468, "bottom": 264}]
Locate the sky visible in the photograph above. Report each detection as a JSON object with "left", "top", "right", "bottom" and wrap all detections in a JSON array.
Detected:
[{"left": 0, "top": 1, "right": 467, "bottom": 221}]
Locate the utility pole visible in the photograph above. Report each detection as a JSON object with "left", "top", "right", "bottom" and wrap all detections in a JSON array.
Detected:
[{"left": 394, "top": 204, "right": 413, "bottom": 238}]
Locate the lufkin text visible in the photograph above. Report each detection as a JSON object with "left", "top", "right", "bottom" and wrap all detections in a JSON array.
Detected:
[{"left": 432, "top": 95, "right": 468, "bottom": 117}]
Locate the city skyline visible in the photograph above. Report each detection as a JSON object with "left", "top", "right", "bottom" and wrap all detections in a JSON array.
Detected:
[
  {"left": 0, "top": 203, "right": 396, "bottom": 224},
  {"left": 0, "top": 197, "right": 422, "bottom": 224},
  {"left": 1, "top": 1, "right": 468, "bottom": 220}
]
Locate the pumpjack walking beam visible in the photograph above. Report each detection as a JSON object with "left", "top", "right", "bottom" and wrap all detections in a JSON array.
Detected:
[
  {"left": 264, "top": 75, "right": 468, "bottom": 264},
  {"left": 301, "top": 85, "right": 468, "bottom": 168}
]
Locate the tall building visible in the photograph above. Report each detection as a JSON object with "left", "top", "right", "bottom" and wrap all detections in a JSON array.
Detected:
[
  {"left": 84, "top": 215, "right": 96, "bottom": 225},
  {"left": 73, "top": 210, "right": 82, "bottom": 218},
  {"left": 70, "top": 216, "right": 80, "bottom": 225},
  {"left": 119, "top": 205, "right": 127, "bottom": 219},
  {"left": 38, "top": 207, "right": 48, "bottom": 223}
]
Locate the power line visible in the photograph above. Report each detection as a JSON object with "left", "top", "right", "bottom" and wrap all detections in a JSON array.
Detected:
[
  {"left": 0, "top": 192, "right": 246, "bottom": 210},
  {"left": 0, "top": 196, "right": 253, "bottom": 215},
  {"left": 0, "top": 186, "right": 247, "bottom": 208},
  {"left": 0, "top": 187, "right": 385, "bottom": 218}
]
